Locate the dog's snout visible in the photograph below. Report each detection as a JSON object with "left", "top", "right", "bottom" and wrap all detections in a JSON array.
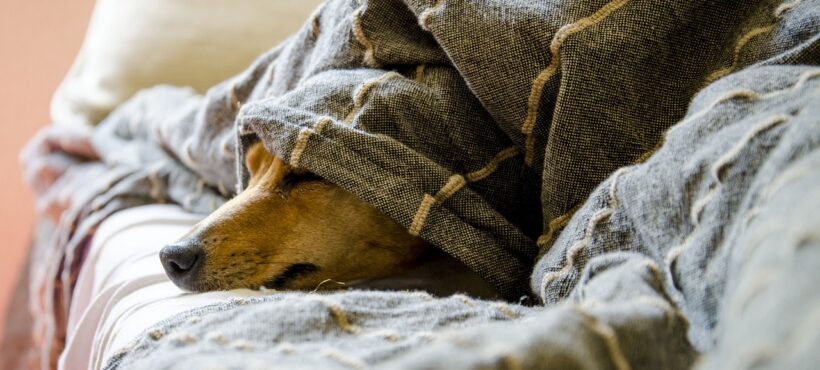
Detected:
[
  {"left": 163, "top": 246, "right": 200, "bottom": 273},
  {"left": 160, "top": 242, "right": 205, "bottom": 290}
]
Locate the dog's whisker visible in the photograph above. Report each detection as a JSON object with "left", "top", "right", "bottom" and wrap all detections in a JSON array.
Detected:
[{"left": 310, "top": 279, "right": 346, "bottom": 293}]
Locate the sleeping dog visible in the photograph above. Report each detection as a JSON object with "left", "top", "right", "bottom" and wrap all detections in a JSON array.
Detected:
[{"left": 160, "top": 143, "right": 497, "bottom": 296}]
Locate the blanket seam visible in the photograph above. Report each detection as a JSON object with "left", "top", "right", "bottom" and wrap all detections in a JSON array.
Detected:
[{"left": 521, "top": 0, "right": 631, "bottom": 166}]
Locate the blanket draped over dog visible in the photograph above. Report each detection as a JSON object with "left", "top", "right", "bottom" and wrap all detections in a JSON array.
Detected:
[{"left": 5, "top": 0, "right": 819, "bottom": 369}]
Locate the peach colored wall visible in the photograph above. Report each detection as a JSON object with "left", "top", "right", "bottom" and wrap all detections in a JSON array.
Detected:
[{"left": 0, "top": 0, "right": 95, "bottom": 334}]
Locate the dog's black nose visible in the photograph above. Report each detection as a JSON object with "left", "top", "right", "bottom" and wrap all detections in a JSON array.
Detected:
[{"left": 160, "top": 242, "right": 204, "bottom": 289}]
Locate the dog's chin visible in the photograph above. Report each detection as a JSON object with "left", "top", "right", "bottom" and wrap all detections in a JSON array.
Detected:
[
  {"left": 167, "top": 279, "right": 206, "bottom": 293},
  {"left": 167, "top": 263, "right": 321, "bottom": 292},
  {"left": 166, "top": 270, "right": 253, "bottom": 292},
  {"left": 170, "top": 278, "right": 259, "bottom": 293}
]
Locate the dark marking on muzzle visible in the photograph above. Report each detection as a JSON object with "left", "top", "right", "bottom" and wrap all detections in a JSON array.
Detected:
[{"left": 263, "top": 263, "right": 319, "bottom": 288}]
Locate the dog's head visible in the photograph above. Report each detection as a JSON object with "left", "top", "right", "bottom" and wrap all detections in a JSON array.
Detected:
[{"left": 160, "top": 142, "right": 428, "bottom": 292}]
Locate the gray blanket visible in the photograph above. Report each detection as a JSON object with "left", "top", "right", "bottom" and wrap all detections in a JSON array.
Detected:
[{"left": 14, "top": 0, "right": 820, "bottom": 369}]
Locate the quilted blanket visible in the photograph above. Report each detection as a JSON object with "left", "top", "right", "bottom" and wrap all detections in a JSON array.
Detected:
[{"left": 6, "top": 0, "right": 819, "bottom": 369}]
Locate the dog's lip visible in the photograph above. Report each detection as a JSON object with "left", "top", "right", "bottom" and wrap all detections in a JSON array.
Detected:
[{"left": 262, "top": 263, "right": 319, "bottom": 288}]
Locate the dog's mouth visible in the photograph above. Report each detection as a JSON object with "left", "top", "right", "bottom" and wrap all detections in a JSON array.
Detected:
[{"left": 262, "top": 263, "right": 319, "bottom": 289}]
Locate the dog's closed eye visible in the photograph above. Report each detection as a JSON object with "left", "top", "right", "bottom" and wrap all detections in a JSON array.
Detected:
[{"left": 263, "top": 263, "right": 319, "bottom": 288}]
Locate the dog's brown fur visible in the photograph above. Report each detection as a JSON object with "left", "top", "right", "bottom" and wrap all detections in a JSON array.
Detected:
[{"left": 161, "top": 143, "right": 429, "bottom": 292}]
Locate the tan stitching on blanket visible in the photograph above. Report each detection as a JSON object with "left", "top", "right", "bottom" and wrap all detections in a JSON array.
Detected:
[
  {"left": 581, "top": 293, "right": 688, "bottom": 330},
  {"left": 237, "top": 121, "right": 255, "bottom": 135},
  {"left": 216, "top": 181, "right": 229, "bottom": 196},
  {"left": 495, "top": 303, "right": 519, "bottom": 319},
  {"left": 640, "top": 259, "right": 664, "bottom": 284},
  {"left": 311, "top": 13, "right": 322, "bottom": 40},
  {"left": 147, "top": 162, "right": 165, "bottom": 203},
  {"left": 439, "top": 174, "right": 468, "bottom": 199},
  {"left": 465, "top": 146, "right": 520, "bottom": 182},
  {"left": 705, "top": 25, "right": 776, "bottom": 84},
  {"left": 409, "top": 175, "right": 466, "bottom": 236},
  {"left": 315, "top": 116, "right": 333, "bottom": 134},
  {"left": 289, "top": 117, "right": 334, "bottom": 168},
  {"left": 205, "top": 331, "right": 230, "bottom": 345},
  {"left": 413, "top": 331, "right": 436, "bottom": 341},
  {"left": 278, "top": 341, "right": 297, "bottom": 354},
  {"left": 148, "top": 328, "right": 165, "bottom": 340},
  {"left": 572, "top": 305, "right": 632, "bottom": 370},
  {"left": 775, "top": 0, "right": 803, "bottom": 15},
  {"left": 352, "top": 7, "right": 381, "bottom": 68},
  {"left": 694, "top": 114, "right": 789, "bottom": 224},
  {"left": 314, "top": 297, "right": 362, "bottom": 334},
  {"left": 635, "top": 137, "right": 665, "bottom": 164},
  {"left": 712, "top": 115, "right": 790, "bottom": 184},
  {"left": 167, "top": 332, "right": 198, "bottom": 345},
  {"left": 537, "top": 138, "right": 655, "bottom": 249},
  {"left": 419, "top": 0, "right": 447, "bottom": 31},
  {"left": 411, "top": 291, "right": 434, "bottom": 300},
  {"left": 409, "top": 146, "right": 520, "bottom": 235},
  {"left": 704, "top": 1, "right": 802, "bottom": 84},
  {"left": 452, "top": 293, "right": 476, "bottom": 308},
  {"left": 290, "top": 128, "right": 314, "bottom": 167},
  {"left": 668, "top": 68, "right": 819, "bottom": 136},
  {"left": 665, "top": 114, "right": 790, "bottom": 267},
  {"left": 540, "top": 168, "right": 631, "bottom": 295},
  {"left": 229, "top": 82, "right": 242, "bottom": 112},
  {"left": 110, "top": 346, "right": 133, "bottom": 360},
  {"left": 323, "top": 347, "right": 366, "bottom": 369},
  {"left": 230, "top": 297, "right": 250, "bottom": 305},
  {"left": 229, "top": 339, "right": 254, "bottom": 351},
  {"left": 667, "top": 89, "right": 759, "bottom": 136},
  {"left": 536, "top": 204, "right": 582, "bottom": 252},
  {"left": 366, "top": 329, "right": 401, "bottom": 341},
  {"left": 742, "top": 206, "right": 761, "bottom": 227},
  {"left": 264, "top": 61, "right": 276, "bottom": 86},
  {"left": 180, "top": 140, "right": 197, "bottom": 168},
  {"left": 464, "top": 146, "right": 521, "bottom": 184},
  {"left": 632, "top": 294, "right": 689, "bottom": 328},
  {"left": 181, "top": 138, "right": 196, "bottom": 167},
  {"left": 522, "top": 0, "right": 630, "bottom": 166},
  {"left": 344, "top": 72, "right": 404, "bottom": 124},
  {"left": 409, "top": 194, "right": 436, "bottom": 236},
  {"left": 415, "top": 64, "right": 427, "bottom": 82}
]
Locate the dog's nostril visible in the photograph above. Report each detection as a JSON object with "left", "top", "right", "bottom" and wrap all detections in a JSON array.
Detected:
[
  {"left": 160, "top": 243, "right": 204, "bottom": 276},
  {"left": 169, "top": 254, "right": 198, "bottom": 273}
]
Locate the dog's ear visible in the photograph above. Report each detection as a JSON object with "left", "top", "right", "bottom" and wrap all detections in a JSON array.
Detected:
[
  {"left": 245, "top": 142, "right": 272, "bottom": 175},
  {"left": 245, "top": 142, "right": 289, "bottom": 189},
  {"left": 245, "top": 142, "right": 324, "bottom": 194}
]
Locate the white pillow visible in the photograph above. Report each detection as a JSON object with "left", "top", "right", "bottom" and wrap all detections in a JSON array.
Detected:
[{"left": 51, "top": 0, "right": 324, "bottom": 126}]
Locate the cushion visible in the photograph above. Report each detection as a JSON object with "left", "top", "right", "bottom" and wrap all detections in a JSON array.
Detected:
[{"left": 50, "top": 0, "right": 324, "bottom": 126}]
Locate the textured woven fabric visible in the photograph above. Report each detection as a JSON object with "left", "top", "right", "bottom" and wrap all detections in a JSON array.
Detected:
[
  {"left": 532, "top": 65, "right": 820, "bottom": 360},
  {"left": 103, "top": 67, "right": 819, "bottom": 370},
  {"left": 9, "top": 0, "right": 820, "bottom": 369}
]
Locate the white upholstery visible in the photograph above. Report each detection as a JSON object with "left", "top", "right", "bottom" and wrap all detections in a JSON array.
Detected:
[{"left": 60, "top": 205, "right": 267, "bottom": 370}]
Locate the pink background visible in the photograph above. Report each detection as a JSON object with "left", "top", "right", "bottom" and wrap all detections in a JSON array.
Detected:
[{"left": 0, "top": 0, "right": 95, "bottom": 334}]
